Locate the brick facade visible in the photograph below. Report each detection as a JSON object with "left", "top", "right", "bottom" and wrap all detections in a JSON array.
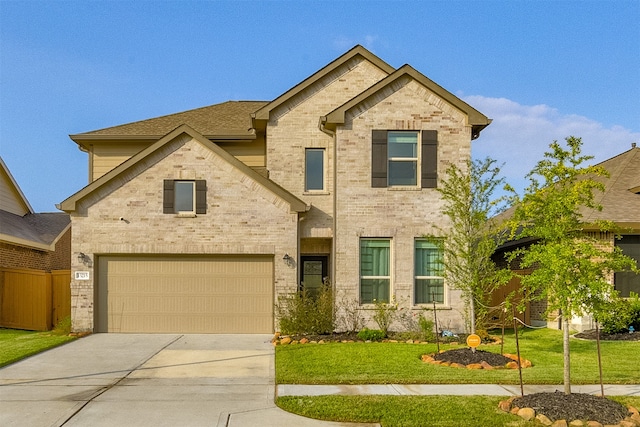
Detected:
[{"left": 0, "top": 229, "right": 71, "bottom": 271}]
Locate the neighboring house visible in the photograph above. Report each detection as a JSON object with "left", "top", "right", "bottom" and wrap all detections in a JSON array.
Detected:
[
  {"left": 0, "top": 157, "right": 70, "bottom": 272},
  {"left": 0, "top": 157, "right": 71, "bottom": 330},
  {"left": 59, "top": 45, "right": 491, "bottom": 334},
  {"left": 493, "top": 146, "right": 640, "bottom": 331}
]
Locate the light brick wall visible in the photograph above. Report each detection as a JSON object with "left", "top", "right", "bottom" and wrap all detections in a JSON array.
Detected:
[
  {"left": 334, "top": 78, "right": 473, "bottom": 333},
  {"left": 266, "top": 57, "right": 389, "bottom": 239},
  {"left": 69, "top": 136, "right": 300, "bottom": 332}
]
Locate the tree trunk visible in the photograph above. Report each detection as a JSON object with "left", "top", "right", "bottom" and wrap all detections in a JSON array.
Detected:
[
  {"left": 563, "top": 316, "right": 571, "bottom": 394},
  {"left": 470, "top": 295, "right": 476, "bottom": 334}
]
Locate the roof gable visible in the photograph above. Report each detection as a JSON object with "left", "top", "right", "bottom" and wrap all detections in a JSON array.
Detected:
[
  {"left": 60, "top": 124, "right": 308, "bottom": 214},
  {"left": 321, "top": 64, "right": 491, "bottom": 139},
  {"left": 0, "top": 156, "right": 33, "bottom": 215},
  {"left": 251, "top": 45, "right": 395, "bottom": 127},
  {"left": 582, "top": 147, "right": 640, "bottom": 227}
]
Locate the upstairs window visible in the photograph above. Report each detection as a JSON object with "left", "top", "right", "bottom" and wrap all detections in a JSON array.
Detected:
[
  {"left": 163, "top": 180, "right": 207, "bottom": 215},
  {"left": 372, "top": 130, "right": 438, "bottom": 188},
  {"left": 305, "top": 148, "right": 325, "bottom": 191}
]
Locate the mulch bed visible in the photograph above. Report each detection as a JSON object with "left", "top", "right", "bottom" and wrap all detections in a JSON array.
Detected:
[
  {"left": 503, "top": 391, "right": 635, "bottom": 425},
  {"left": 432, "top": 348, "right": 514, "bottom": 367},
  {"left": 575, "top": 329, "right": 640, "bottom": 341}
]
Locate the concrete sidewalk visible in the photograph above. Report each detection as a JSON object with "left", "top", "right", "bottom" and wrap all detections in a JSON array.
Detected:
[{"left": 278, "top": 383, "right": 640, "bottom": 397}]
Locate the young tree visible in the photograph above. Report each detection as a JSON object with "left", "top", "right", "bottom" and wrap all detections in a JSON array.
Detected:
[
  {"left": 507, "top": 136, "right": 637, "bottom": 394},
  {"left": 436, "top": 157, "right": 511, "bottom": 334}
]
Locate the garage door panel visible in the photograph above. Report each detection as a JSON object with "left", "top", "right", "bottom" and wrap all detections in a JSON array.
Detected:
[{"left": 98, "top": 255, "right": 274, "bottom": 333}]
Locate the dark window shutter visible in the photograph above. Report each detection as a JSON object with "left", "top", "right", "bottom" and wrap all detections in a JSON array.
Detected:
[
  {"left": 371, "top": 130, "right": 388, "bottom": 188},
  {"left": 163, "top": 180, "right": 174, "bottom": 214},
  {"left": 421, "top": 130, "right": 438, "bottom": 188},
  {"left": 195, "top": 180, "right": 207, "bottom": 214}
]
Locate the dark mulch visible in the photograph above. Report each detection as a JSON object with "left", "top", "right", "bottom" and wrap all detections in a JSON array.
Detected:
[
  {"left": 433, "top": 348, "right": 514, "bottom": 366},
  {"left": 575, "top": 329, "right": 640, "bottom": 341},
  {"left": 512, "top": 391, "right": 629, "bottom": 424}
]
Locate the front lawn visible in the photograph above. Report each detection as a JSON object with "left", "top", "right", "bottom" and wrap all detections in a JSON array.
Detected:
[
  {"left": 276, "top": 328, "right": 640, "bottom": 384},
  {"left": 276, "top": 395, "right": 640, "bottom": 427},
  {"left": 276, "top": 328, "right": 640, "bottom": 427},
  {"left": 0, "top": 328, "right": 76, "bottom": 368}
]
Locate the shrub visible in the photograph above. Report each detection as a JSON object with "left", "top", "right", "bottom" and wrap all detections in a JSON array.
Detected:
[
  {"left": 275, "top": 286, "right": 335, "bottom": 335},
  {"left": 372, "top": 299, "right": 397, "bottom": 336},
  {"left": 357, "top": 328, "right": 386, "bottom": 341},
  {"left": 597, "top": 293, "right": 640, "bottom": 334},
  {"left": 52, "top": 316, "right": 72, "bottom": 335},
  {"left": 335, "top": 290, "right": 365, "bottom": 333},
  {"left": 418, "top": 315, "right": 436, "bottom": 342}
]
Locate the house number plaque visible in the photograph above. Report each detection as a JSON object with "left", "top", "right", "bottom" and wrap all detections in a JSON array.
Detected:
[{"left": 75, "top": 271, "right": 90, "bottom": 280}]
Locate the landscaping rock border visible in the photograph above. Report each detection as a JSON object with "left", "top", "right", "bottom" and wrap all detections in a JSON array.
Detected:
[{"left": 421, "top": 350, "right": 532, "bottom": 370}]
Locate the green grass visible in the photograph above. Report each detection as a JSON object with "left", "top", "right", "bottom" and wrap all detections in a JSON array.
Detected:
[
  {"left": 276, "top": 395, "right": 640, "bottom": 427},
  {"left": 276, "top": 328, "right": 640, "bottom": 384},
  {"left": 0, "top": 328, "right": 76, "bottom": 367}
]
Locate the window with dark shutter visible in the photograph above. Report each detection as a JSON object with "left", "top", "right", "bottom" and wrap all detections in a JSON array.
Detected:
[
  {"left": 371, "top": 130, "right": 388, "bottom": 188},
  {"left": 421, "top": 130, "right": 438, "bottom": 188},
  {"left": 163, "top": 179, "right": 207, "bottom": 214}
]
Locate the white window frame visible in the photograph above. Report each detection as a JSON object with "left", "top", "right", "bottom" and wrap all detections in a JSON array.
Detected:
[
  {"left": 387, "top": 131, "right": 419, "bottom": 187},
  {"left": 174, "top": 180, "right": 196, "bottom": 214},
  {"left": 414, "top": 239, "right": 445, "bottom": 305},
  {"left": 359, "top": 238, "right": 392, "bottom": 304},
  {"left": 305, "top": 148, "right": 325, "bottom": 192}
]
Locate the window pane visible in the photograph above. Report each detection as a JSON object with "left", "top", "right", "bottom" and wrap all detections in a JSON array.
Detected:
[
  {"left": 175, "top": 181, "right": 194, "bottom": 212},
  {"left": 614, "top": 235, "right": 640, "bottom": 297},
  {"left": 360, "top": 240, "right": 390, "bottom": 276},
  {"left": 415, "top": 279, "right": 444, "bottom": 304},
  {"left": 305, "top": 149, "right": 324, "bottom": 191},
  {"left": 360, "top": 279, "right": 390, "bottom": 304},
  {"left": 388, "top": 161, "right": 417, "bottom": 186},
  {"left": 388, "top": 131, "right": 417, "bottom": 158},
  {"left": 415, "top": 240, "right": 443, "bottom": 276}
]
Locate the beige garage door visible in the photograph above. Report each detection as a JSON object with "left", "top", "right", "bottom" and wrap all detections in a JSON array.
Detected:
[{"left": 96, "top": 255, "right": 274, "bottom": 333}]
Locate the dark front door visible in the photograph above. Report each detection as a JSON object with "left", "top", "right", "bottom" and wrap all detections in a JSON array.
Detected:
[{"left": 300, "top": 256, "right": 328, "bottom": 295}]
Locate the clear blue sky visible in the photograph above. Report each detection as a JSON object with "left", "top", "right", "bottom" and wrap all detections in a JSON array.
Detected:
[{"left": 1, "top": 0, "right": 639, "bottom": 212}]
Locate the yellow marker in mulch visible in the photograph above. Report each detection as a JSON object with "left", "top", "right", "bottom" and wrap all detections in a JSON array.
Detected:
[{"left": 467, "top": 334, "right": 481, "bottom": 352}]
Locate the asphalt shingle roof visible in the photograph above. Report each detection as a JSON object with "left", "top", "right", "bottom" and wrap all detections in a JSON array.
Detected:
[
  {"left": 74, "top": 101, "right": 268, "bottom": 138},
  {"left": 0, "top": 211, "right": 70, "bottom": 247}
]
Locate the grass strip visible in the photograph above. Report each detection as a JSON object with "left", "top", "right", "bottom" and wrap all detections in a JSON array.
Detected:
[
  {"left": 276, "top": 395, "right": 640, "bottom": 427},
  {"left": 0, "top": 328, "right": 76, "bottom": 368}
]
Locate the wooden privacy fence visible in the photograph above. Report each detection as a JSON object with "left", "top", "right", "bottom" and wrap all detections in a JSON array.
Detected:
[{"left": 0, "top": 268, "right": 71, "bottom": 331}]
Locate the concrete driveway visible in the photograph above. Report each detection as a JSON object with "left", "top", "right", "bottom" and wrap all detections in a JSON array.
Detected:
[{"left": 0, "top": 334, "right": 374, "bottom": 427}]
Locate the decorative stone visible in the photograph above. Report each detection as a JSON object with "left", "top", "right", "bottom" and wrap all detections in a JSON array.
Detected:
[
  {"left": 537, "top": 414, "right": 553, "bottom": 426},
  {"left": 498, "top": 398, "right": 513, "bottom": 412},
  {"left": 480, "top": 361, "right": 495, "bottom": 370},
  {"left": 517, "top": 407, "right": 536, "bottom": 421},
  {"left": 586, "top": 421, "right": 603, "bottom": 427},
  {"left": 299, "top": 338, "right": 309, "bottom": 344},
  {"left": 629, "top": 406, "right": 640, "bottom": 416},
  {"left": 280, "top": 337, "right": 292, "bottom": 345},
  {"left": 510, "top": 406, "right": 520, "bottom": 415},
  {"left": 421, "top": 355, "right": 434, "bottom": 363},
  {"left": 450, "top": 362, "right": 466, "bottom": 369},
  {"left": 620, "top": 420, "right": 637, "bottom": 427},
  {"left": 466, "top": 363, "right": 483, "bottom": 370},
  {"left": 318, "top": 340, "right": 325, "bottom": 344},
  {"left": 568, "top": 420, "right": 584, "bottom": 426},
  {"left": 506, "top": 361, "right": 519, "bottom": 369},
  {"left": 551, "top": 420, "right": 568, "bottom": 427},
  {"left": 630, "top": 413, "right": 640, "bottom": 426}
]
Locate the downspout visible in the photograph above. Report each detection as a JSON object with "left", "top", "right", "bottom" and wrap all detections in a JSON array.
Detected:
[{"left": 319, "top": 117, "right": 337, "bottom": 296}]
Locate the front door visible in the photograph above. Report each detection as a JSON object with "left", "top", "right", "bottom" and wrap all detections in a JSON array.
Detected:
[{"left": 300, "top": 256, "right": 328, "bottom": 295}]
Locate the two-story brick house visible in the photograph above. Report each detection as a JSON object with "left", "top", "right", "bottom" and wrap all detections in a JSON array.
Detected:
[{"left": 59, "top": 46, "right": 491, "bottom": 334}]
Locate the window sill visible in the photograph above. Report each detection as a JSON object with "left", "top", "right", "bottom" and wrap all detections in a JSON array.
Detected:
[
  {"left": 175, "top": 213, "right": 197, "bottom": 218},
  {"left": 387, "top": 186, "right": 422, "bottom": 191},
  {"left": 303, "top": 191, "right": 330, "bottom": 196}
]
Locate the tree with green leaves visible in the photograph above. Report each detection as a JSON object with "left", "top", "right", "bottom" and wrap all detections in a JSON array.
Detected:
[
  {"left": 435, "top": 157, "right": 511, "bottom": 334},
  {"left": 506, "top": 136, "right": 637, "bottom": 394}
]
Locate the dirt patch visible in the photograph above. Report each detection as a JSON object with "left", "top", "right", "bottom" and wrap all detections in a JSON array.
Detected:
[
  {"left": 575, "top": 329, "right": 640, "bottom": 341},
  {"left": 508, "top": 391, "right": 631, "bottom": 425}
]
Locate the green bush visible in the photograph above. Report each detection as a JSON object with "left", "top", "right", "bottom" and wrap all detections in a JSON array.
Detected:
[
  {"left": 372, "top": 299, "right": 396, "bottom": 336},
  {"left": 357, "top": 328, "right": 386, "bottom": 341},
  {"left": 275, "top": 286, "right": 335, "bottom": 335},
  {"left": 598, "top": 293, "right": 640, "bottom": 334}
]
